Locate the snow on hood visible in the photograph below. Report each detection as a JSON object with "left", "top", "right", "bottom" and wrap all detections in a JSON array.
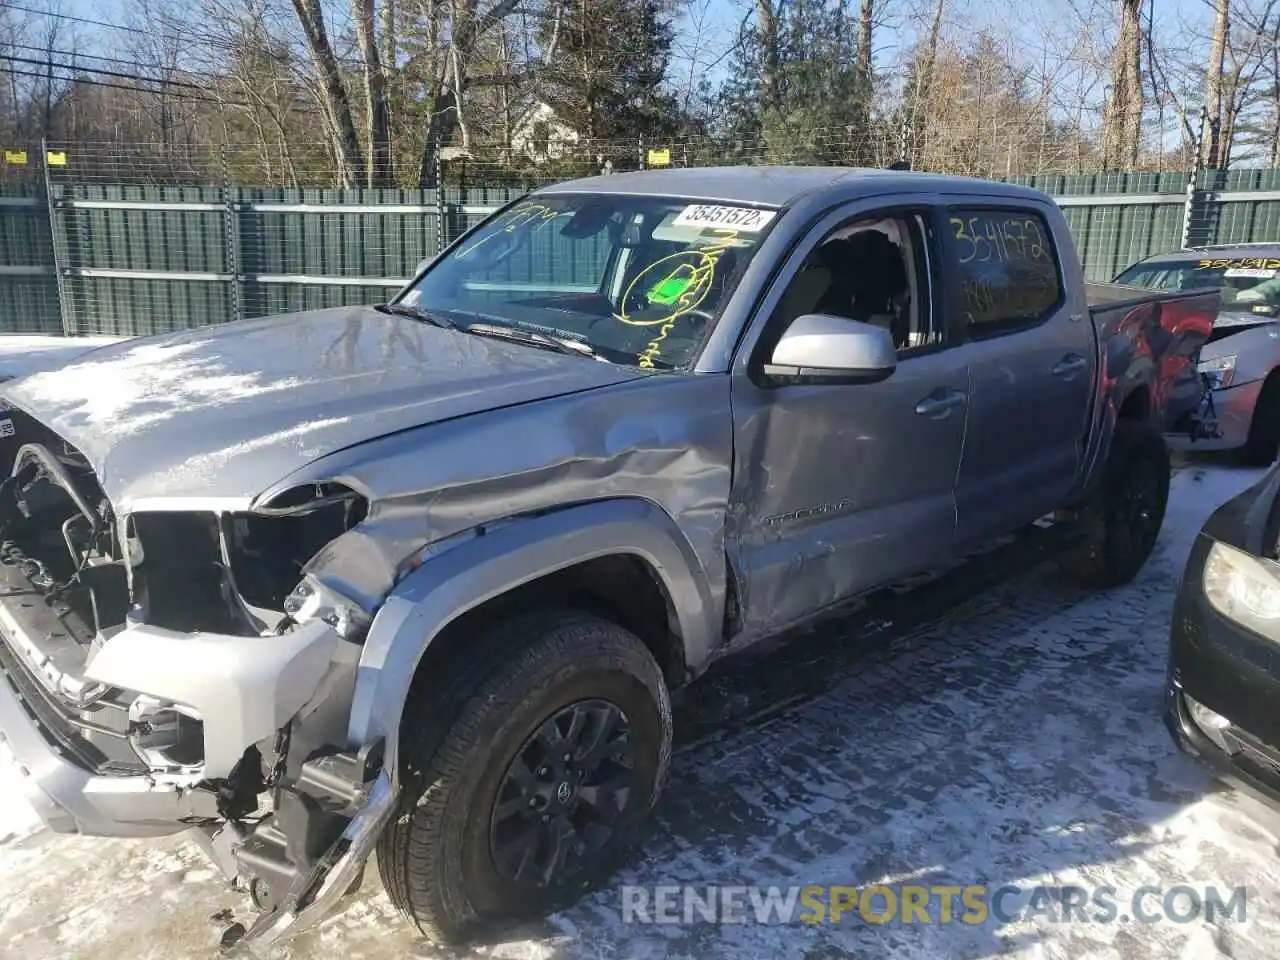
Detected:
[
  {"left": 0, "top": 306, "right": 647, "bottom": 511},
  {"left": 0, "top": 335, "right": 126, "bottom": 382}
]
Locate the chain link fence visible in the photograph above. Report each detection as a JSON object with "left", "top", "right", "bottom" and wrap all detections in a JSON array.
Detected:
[{"left": 0, "top": 129, "right": 1276, "bottom": 337}]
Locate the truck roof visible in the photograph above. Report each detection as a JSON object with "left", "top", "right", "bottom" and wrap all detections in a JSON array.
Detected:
[{"left": 535, "top": 165, "right": 1052, "bottom": 208}]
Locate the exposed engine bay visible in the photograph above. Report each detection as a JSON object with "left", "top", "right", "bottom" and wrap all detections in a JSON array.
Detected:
[
  {"left": 0, "top": 405, "right": 390, "bottom": 953},
  {"left": 0, "top": 410, "right": 367, "bottom": 639}
]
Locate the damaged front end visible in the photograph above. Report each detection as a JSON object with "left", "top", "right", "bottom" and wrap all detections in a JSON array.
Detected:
[{"left": 0, "top": 408, "right": 396, "bottom": 955}]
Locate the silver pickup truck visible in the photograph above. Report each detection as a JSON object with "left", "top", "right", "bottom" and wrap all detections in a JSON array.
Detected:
[{"left": 0, "top": 168, "right": 1219, "bottom": 954}]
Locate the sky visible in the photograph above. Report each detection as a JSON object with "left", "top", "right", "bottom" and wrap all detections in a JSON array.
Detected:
[{"left": 16, "top": 0, "right": 1226, "bottom": 116}]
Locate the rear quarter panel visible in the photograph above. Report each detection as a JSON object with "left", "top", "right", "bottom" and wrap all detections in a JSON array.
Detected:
[
  {"left": 1093, "top": 288, "right": 1216, "bottom": 427},
  {"left": 1079, "top": 288, "right": 1217, "bottom": 487}
]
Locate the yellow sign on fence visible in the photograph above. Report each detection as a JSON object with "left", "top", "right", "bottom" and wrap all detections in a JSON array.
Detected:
[
  {"left": 646, "top": 148, "right": 671, "bottom": 167},
  {"left": 4, "top": 151, "right": 26, "bottom": 165},
  {"left": 46, "top": 151, "right": 67, "bottom": 166}
]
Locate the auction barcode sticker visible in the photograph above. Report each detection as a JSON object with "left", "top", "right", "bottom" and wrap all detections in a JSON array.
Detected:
[{"left": 671, "top": 204, "right": 778, "bottom": 232}]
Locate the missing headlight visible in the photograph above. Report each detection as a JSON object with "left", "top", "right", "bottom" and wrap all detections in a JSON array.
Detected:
[{"left": 282, "top": 575, "right": 371, "bottom": 640}]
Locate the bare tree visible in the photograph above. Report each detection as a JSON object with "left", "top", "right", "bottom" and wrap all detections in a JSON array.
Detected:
[
  {"left": 381, "top": 0, "right": 396, "bottom": 66},
  {"left": 757, "top": 0, "right": 780, "bottom": 114},
  {"left": 291, "top": 0, "right": 365, "bottom": 186},
  {"left": 1102, "top": 0, "right": 1143, "bottom": 168},
  {"left": 1204, "top": 0, "right": 1230, "bottom": 167},
  {"left": 858, "top": 0, "right": 874, "bottom": 88},
  {"left": 1270, "top": 9, "right": 1280, "bottom": 163},
  {"left": 352, "top": 0, "right": 394, "bottom": 185},
  {"left": 411, "top": 0, "right": 523, "bottom": 187},
  {"left": 1216, "top": 0, "right": 1280, "bottom": 165}
]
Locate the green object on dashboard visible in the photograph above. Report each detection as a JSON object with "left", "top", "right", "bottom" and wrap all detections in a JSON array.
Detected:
[{"left": 648, "top": 274, "right": 692, "bottom": 305}]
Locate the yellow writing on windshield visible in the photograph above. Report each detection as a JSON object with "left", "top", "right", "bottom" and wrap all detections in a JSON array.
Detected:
[
  {"left": 1197, "top": 258, "right": 1280, "bottom": 270},
  {"left": 616, "top": 228, "right": 740, "bottom": 369},
  {"left": 457, "top": 202, "right": 559, "bottom": 260},
  {"left": 638, "top": 321, "right": 677, "bottom": 368},
  {"left": 615, "top": 229, "right": 739, "bottom": 328}
]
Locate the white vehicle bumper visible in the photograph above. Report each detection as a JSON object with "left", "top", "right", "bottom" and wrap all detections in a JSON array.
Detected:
[
  {"left": 0, "top": 585, "right": 343, "bottom": 835},
  {"left": 0, "top": 668, "right": 218, "bottom": 836},
  {"left": 1167, "top": 377, "right": 1266, "bottom": 451}
]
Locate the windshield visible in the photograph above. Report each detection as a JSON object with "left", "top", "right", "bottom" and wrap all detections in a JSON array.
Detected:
[
  {"left": 1114, "top": 255, "right": 1280, "bottom": 314},
  {"left": 397, "top": 194, "right": 779, "bottom": 369}
]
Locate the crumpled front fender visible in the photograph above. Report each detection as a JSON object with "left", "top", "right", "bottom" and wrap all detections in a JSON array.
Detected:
[{"left": 346, "top": 497, "right": 720, "bottom": 781}]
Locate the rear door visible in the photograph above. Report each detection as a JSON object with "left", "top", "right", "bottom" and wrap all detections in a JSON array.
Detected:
[{"left": 945, "top": 202, "right": 1096, "bottom": 548}]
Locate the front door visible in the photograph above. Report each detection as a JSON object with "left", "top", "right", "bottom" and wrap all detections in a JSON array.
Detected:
[{"left": 727, "top": 206, "right": 970, "bottom": 639}]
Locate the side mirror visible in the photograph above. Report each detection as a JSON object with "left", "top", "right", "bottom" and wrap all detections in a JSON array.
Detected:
[{"left": 763, "top": 314, "right": 898, "bottom": 385}]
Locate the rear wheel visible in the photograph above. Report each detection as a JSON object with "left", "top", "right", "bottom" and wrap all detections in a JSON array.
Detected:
[
  {"left": 1057, "top": 418, "right": 1170, "bottom": 589},
  {"left": 377, "top": 609, "right": 672, "bottom": 944},
  {"left": 1238, "top": 375, "right": 1280, "bottom": 466}
]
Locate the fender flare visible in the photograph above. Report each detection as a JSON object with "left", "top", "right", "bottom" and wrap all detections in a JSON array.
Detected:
[{"left": 346, "top": 497, "right": 720, "bottom": 776}]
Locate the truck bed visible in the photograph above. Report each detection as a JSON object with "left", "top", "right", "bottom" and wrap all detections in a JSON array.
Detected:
[{"left": 1085, "top": 281, "right": 1211, "bottom": 310}]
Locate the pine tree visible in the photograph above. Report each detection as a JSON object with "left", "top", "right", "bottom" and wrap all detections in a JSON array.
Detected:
[{"left": 539, "top": 0, "right": 679, "bottom": 142}]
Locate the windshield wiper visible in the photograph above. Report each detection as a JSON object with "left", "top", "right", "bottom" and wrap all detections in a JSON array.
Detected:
[
  {"left": 462, "top": 322, "right": 602, "bottom": 360},
  {"left": 376, "top": 301, "right": 457, "bottom": 330}
]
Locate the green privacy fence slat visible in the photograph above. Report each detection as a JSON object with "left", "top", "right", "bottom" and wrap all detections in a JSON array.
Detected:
[
  {"left": 0, "top": 184, "right": 61, "bottom": 334},
  {"left": 1005, "top": 171, "right": 1193, "bottom": 196},
  {"left": 9, "top": 171, "right": 1280, "bottom": 337},
  {"left": 234, "top": 187, "right": 442, "bottom": 321},
  {"left": 1056, "top": 200, "right": 1187, "bottom": 282}
]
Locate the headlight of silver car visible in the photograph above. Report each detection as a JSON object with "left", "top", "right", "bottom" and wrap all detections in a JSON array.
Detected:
[
  {"left": 1203, "top": 541, "right": 1280, "bottom": 632},
  {"left": 283, "top": 574, "right": 372, "bottom": 639},
  {"left": 1197, "top": 354, "right": 1237, "bottom": 390}
]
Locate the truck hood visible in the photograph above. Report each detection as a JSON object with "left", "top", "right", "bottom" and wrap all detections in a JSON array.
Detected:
[
  {"left": 0, "top": 334, "right": 127, "bottom": 382},
  {"left": 0, "top": 306, "right": 649, "bottom": 510}
]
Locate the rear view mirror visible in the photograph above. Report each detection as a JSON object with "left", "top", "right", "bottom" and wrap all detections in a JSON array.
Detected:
[{"left": 763, "top": 314, "right": 898, "bottom": 385}]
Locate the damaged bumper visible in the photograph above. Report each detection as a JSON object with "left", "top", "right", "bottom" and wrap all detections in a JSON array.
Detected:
[
  {"left": 0, "top": 413, "right": 406, "bottom": 952},
  {"left": 0, "top": 586, "right": 399, "bottom": 953},
  {"left": 221, "top": 760, "right": 395, "bottom": 957},
  {"left": 0, "top": 519, "right": 396, "bottom": 954},
  {"left": 0, "top": 651, "right": 219, "bottom": 835},
  {"left": 1166, "top": 376, "right": 1263, "bottom": 451}
]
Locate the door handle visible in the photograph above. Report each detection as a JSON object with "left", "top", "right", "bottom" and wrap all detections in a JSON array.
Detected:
[
  {"left": 915, "top": 389, "right": 967, "bottom": 418},
  {"left": 1052, "top": 354, "right": 1088, "bottom": 378}
]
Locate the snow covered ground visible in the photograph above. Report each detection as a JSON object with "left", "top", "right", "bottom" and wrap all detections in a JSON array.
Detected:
[{"left": 4, "top": 461, "right": 1280, "bottom": 960}]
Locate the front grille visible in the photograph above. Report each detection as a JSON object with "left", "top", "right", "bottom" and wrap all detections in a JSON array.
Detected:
[{"left": 0, "top": 639, "right": 146, "bottom": 776}]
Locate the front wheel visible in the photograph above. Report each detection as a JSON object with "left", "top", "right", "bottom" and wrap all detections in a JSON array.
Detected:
[
  {"left": 1056, "top": 419, "right": 1171, "bottom": 589},
  {"left": 377, "top": 610, "right": 673, "bottom": 944}
]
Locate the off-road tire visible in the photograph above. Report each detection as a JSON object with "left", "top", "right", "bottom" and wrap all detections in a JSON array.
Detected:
[
  {"left": 1057, "top": 418, "right": 1171, "bottom": 589},
  {"left": 376, "top": 609, "right": 673, "bottom": 944},
  {"left": 1239, "top": 375, "right": 1280, "bottom": 467}
]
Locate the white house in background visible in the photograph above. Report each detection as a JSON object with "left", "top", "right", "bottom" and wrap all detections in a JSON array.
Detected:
[
  {"left": 439, "top": 146, "right": 473, "bottom": 162},
  {"left": 510, "top": 101, "right": 581, "bottom": 164}
]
